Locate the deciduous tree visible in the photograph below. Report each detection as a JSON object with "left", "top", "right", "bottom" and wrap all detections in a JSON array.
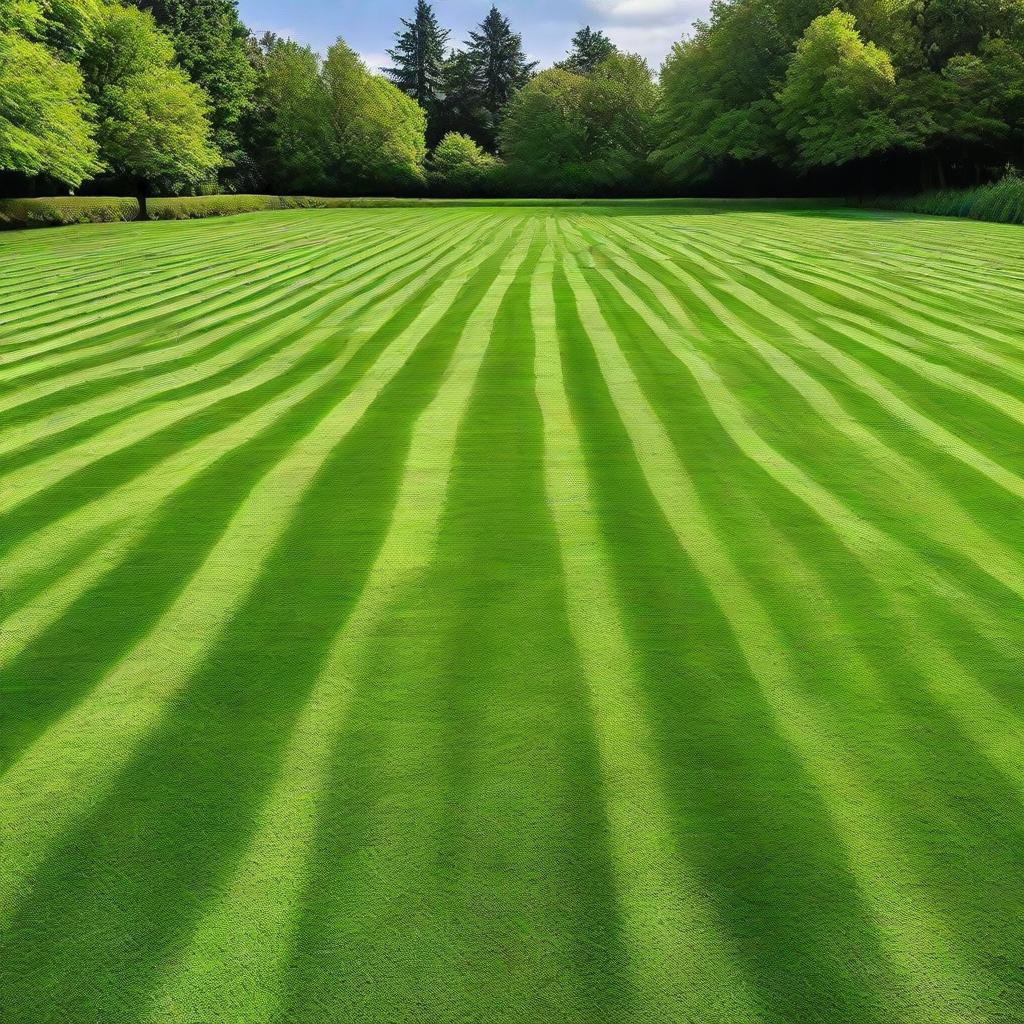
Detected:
[{"left": 81, "top": 3, "right": 219, "bottom": 215}]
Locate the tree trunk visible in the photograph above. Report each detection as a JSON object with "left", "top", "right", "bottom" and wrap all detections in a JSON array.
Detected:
[
  {"left": 137, "top": 179, "right": 149, "bottom": 221},
  {"left": 920, "top": 153, "right": 932, "bottom": 191}
]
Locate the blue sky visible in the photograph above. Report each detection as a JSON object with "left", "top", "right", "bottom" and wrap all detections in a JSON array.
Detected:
[{"left": 237, "top": 0, "right": 711, "bottom": 72}]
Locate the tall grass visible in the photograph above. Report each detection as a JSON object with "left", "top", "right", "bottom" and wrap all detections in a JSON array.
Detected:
[{"left": 874, "top": 174, "right": 1024, "bottom": 225}]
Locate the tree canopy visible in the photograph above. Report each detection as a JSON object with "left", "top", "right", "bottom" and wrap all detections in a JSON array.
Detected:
[
  {"left": 129, "top": 0, "right": 254, "bottom": 162},
  {"left": 81, "top": 2, "right": 220, "bottom": 210},
  {"left": 655, "top": 0, "right": 1024, "bottom": 190},
  {"left": 3, "top": 0, "right": 1024, "bottom": 199},
  {"left": 501, "top": 53, "right": 657, "bottom": 194},
  {"left": 0, "top": 27, "right": 101, "bottom": 186}
]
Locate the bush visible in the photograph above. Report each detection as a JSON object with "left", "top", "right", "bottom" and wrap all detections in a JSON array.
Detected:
[
  {"left": 428, "top": 133, "right": 496, "bottom": 196},
  {"left": 873, "top": 174, "right": 1024, "bottom": 225},
  {"left": 0, "top": 196, "right": 139, "bottom": 227}
]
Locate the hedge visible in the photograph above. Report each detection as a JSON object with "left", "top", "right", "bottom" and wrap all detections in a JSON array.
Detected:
[
  {"left": 0, "top": 196, "right": 140, "bottom": 228},
  {"left": 1, "top": 192, "right": 850, "bottom": 230},
  {"left": 0, "top": 194, "right": 405, "bottom": 229}
]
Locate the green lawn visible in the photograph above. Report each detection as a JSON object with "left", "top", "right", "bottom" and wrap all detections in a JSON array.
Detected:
[{"left": 0, "top": 202, "right": 1022, "bottom": 1023}]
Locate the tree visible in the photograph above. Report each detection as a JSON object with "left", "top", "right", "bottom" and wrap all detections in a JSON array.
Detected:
[
  {"left": 81, "top": 3, "right": 220, "bottom": 215},
  {"left": 0, "top": 28, "right": 101, "bottom": 187},
  {"left": 581, "top": 53, "right": 659, "bottom": 186},
  {"left": 654, "top": 0, "right": 832, "bottom": 182},
  {"left": 434, "top": 48, "right": 488, "bottom": 144},
  {"left": 128, "top": 0, "right": 255, "bottom": 166},
  {"left": 325, "top": 40, "right": 426, "bottom": 192},
  {"left": 500, "top": 54, "right": 657, "bottom": 195},
  {"left": 557, "top": 25, "right": 617, "bottom": 75},
  {"left": 34, "top": 0, "right": 104, "bottom": 59},
  {"left": 776, "top": 10, "right": 903, "bottom": 169},
  {"left": 465, "top": 5, "right": 536, "bottom": 149},
  {"left": 385, "top": 0, "right": 448, "bottom": 142},
  {"left": 250, "top": 35, "right": 331, "bottom": 193}
]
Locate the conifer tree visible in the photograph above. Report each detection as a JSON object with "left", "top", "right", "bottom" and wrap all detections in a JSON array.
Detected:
[
  {"left": 464, "top": 5, "right": 535, "bottom": 149},
  {"left": 385, "top": 0, "right": 449, "bottom": 112},
  {"left": 557, "top": 25, "right": 617, "bottom": 76}
]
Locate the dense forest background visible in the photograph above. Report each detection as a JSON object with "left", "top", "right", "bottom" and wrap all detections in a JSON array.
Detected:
[{"left": 2, "top": 0, "right": 1024, "bottom": 201}]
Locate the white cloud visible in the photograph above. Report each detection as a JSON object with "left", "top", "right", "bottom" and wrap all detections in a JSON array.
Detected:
[
  {"left": 580, "top": 0, "right": 705, "bottom": 64},
  {"left": 590, "top": 0, "right": 684, "bottom": 19},
  {"left": 603, "top": 21, "right": 690, "bottom": 64}
]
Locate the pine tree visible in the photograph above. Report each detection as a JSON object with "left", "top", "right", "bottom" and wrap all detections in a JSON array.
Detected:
[
  {"left": 557, "top": 26, "right": 617, "bottom": 76},
  {"left": 465, "top": 5, "right": 536, "bottom": 149},
  {"left": 385, "top": 0, "right": 449, "bottom": 111},
  {"left": 435, "top": 49, "right": 489, "bottom": 144}
]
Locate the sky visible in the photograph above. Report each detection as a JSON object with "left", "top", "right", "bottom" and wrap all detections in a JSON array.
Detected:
[{"left": 236, "top": 0, "right": 711, "bottom": 73}]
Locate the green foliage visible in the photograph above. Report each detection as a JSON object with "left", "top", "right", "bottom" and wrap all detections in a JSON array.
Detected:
[
  {"left": 434, "top": 48, "right": 489, "bottom": 144},
  {"left": 0, "top": 28, "right": 101, "bottom": 186},
  {"left": 655, "top": 0, "right": 818, "bottom": 181},
  {"left": 0, "top": 191, "right": 450, "bottom": 228},
  {"left": 253, "top": 37, "right": 331, "bottom": 193},
  {"left": 129, "top": 0, "right": 255, "bottom": 163},
  {"left": 0, "top": 193, "right": 136, "bottom": 226},
  {"left": 385, "top": 0, "right": 448, "bottom": 143},
  {"left": 500, "top": 68, "right": 587, "bottom": 186},
  {"left": 324, "top": 40, "right": 426, "bottom": 192},
  {"left": 428, "top": 131, "right": 495, "bottom": 193},
  {"left": 500, "top": 55, "right": 657, "bottom": 195},
  {"left": 232, "top": 34, "right": 426, "bottom": 196},
  {"left": 556, "top": 25, "right": 617, "bottom": 75},
  {"left": 465, "top": 5, "right": 536, "bottom": 149},
  {"left": 81, "top": 3, "right": 220, "bottom": 197},
  {"left": 776, "top": 10, "right": 902, "bottom": 168},
  {"left": 654, "top": 0, "right": 1024, "bottom": 190},
  {"left": 37, "top": 0, "right": 103, "bottom": 58}
]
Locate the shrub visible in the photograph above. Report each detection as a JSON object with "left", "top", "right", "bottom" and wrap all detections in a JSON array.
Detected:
[
  {"left": 428, "top": 132, "right": 496, "bottom": 196},
  {"left": 0, "top": 196, "right": 139, "bottom": 227}
]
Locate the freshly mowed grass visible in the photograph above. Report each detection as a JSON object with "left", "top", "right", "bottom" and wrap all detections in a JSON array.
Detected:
[{"left": 0, "top": 202, "right": 1021, "bottom": 1023}]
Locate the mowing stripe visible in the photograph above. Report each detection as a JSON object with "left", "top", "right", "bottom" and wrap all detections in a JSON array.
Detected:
[
  {"left": 531, "top": 236, "right": 759, "bottom": 1021},
  {"left": 0, "top": 215, "right": 434, "bottom": 392},
  {"left": 621, "top": 220, "right": 1024, "bottom": 500},
  {"left": 592, "top": 217, "right": 1024, "bottom": 572},
  {"left": 0, "top": 213, "right": 498, "bottom": 549},
  {"left": 675, "top": 224, "right": 1024, "bottom": 411},
  {"left": 567, "top": 218, "right": 1024, "bottom": 794},
  {"left": 0, "top": 218, "right": 519, "bottom": 925},
  {"left": 0, "top": 218, "right": 384, "bottom": 366},
  {"left": 554, "top": 226, "right": 991, "bottom": 1019},
  {"left": 0, "top": 214, "right": 461, "bottom": 457},
  {"left": 0, "top": 215, "right": 507, "bottom": 683},
  {"left": 705, "top": 220, "right": 1024, "bottom": 369},
  {"left": 144, "top": 220, "right": 539, "bottom": 1024}
]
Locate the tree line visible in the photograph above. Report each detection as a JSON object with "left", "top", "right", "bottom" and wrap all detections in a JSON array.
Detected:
[{"left": 2, "top": 0, "right": 1022, "bottom": 203}]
